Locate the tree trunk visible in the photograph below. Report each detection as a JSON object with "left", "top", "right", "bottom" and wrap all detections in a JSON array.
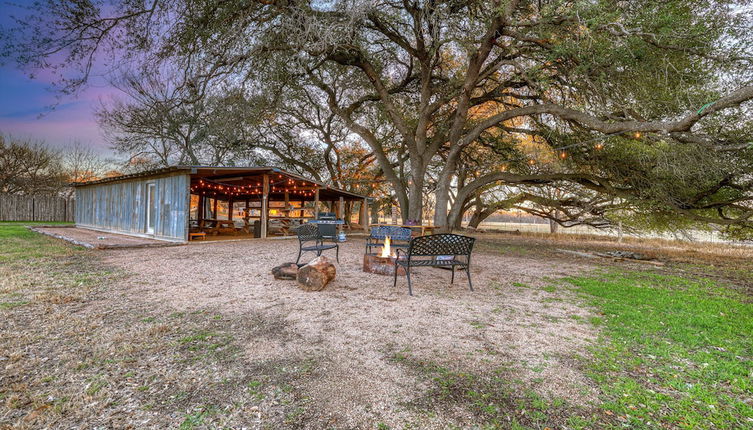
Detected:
[
  {"left": 453, "top": 211, "right": 465, "bottom": 230},
  {"left": 370, "top": 200, "right": 380, "bottom": 224},
  {"left": 433, "top": 181, "right": 451, "bottom": 231},
  {"left": 468, "top": 207, "right": 498, "bottom": 229},
  {"left": 468, "top": 211, "right": 483, "bottom": 228},
  {"left": 406, "top": 169, "right": 424, "bottom": 223}
]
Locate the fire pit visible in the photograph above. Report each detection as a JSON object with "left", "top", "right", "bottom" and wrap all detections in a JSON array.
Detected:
[{"left": 362, "top": 236, "right": 406, "bottom": 276}]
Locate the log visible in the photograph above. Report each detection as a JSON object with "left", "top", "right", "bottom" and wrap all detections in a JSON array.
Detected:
[
  {"left": 272, "top": 262, "right": 299, "bottom": 280},
  {"left": 297, "top": 256, "right": 336, "bottom": 291}
]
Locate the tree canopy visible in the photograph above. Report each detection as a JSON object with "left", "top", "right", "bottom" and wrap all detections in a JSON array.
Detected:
[{"left": 3, "top": 0, "right": 753, "bottom": 235}]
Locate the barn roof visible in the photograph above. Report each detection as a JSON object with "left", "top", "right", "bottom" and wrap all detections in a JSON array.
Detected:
[{"left": 72, "top": 165, "right": 369, "bottom": 201}]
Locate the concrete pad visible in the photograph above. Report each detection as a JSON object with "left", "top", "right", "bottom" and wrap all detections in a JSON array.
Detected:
[{"left": 31, "top": 226, "right": 181, "bottom": 249}]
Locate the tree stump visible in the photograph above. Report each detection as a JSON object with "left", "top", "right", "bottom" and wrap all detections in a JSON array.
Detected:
[
  {"left": 272, "top": 262, "right": 299, "bottom": 280},
  {"left": 297, "top": 256, "right": 336, "bottom": 291}
]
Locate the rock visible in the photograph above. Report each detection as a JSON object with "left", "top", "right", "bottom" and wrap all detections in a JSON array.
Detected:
[
  {"left": 297, "top": 256, "right": 336, "bottom": 291},
  {"left": 272, "top": 262, "right": 299, "bottom": 280}
]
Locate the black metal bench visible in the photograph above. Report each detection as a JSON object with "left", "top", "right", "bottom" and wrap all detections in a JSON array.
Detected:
[
  {"left": 365, "top": 226, "right": 412, "bottom": 254},
  {"left": 393, "top": 233, "right": 476, "bottom": 296},
  {"left": 294, "top": 223, "right": 339, "bottom": 265}
]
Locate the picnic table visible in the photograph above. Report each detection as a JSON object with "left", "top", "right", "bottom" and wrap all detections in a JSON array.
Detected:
[{"left": 200, "top": 219, "right": 238, "bottom": 235}]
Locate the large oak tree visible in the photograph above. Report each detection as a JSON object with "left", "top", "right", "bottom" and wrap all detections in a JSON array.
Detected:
[{"left": 4, "top": 0, "right": 753, "bottom": 234}]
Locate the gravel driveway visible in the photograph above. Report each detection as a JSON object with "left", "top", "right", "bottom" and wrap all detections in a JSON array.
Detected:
[{"left": 103, "top": 237, "right": 599, "bottom": 428}]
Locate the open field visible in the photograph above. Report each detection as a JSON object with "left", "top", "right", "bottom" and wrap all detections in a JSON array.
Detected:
[{"left": 1, "top": 223, "right": 752, "bottom": 429}]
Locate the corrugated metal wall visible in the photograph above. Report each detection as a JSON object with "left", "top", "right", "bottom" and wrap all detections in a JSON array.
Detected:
[{"left": 74, "top": 173, "right": 189, "bottom": 241}]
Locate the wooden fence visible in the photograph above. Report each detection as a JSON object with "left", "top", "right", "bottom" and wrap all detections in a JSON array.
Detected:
[{"left": 0, "top": 194, "right": 74, "bottom": 222}]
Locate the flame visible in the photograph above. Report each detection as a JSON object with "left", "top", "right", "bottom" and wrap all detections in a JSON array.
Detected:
[{"left": 380, "top": 236, "right": 394, "bottom": 258}]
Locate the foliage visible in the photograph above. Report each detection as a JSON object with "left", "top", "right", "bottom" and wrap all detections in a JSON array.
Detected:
[{"left": 2, "top": 0, "right": 753, "bottom": 233}]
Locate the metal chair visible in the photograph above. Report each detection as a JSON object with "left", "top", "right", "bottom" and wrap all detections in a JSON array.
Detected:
[{"left": 295, "top": 223, "right": 339, "bottom": 265}]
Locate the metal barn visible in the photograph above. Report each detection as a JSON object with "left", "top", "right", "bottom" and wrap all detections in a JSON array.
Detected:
[{"left": 73, "top": 166, "right": 369, "bottom": 242}]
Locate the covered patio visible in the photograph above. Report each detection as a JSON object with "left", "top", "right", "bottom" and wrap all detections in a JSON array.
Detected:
[
  {"left": 188, "top": 167, "right": 369, "bottom": 240},
  {"left": 74, "top": 166, "right": 369, "bottom": 243}
]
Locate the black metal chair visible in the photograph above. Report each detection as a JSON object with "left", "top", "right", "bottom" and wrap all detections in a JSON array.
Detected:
[
  {"left": 317, "top": 223, "right": 338, "bottom": 241},
  {"left": 295, "top": 223, "right": 339, "bottom": 265},
  {"left": 393, "top": 234, "right": 475, "bottom": 296},
  {"left": 365, "top": 226, "right": 412, "bottom": 254}
]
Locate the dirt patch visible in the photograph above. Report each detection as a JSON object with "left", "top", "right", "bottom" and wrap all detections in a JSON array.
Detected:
[
  {"left": 102, "top": 237, "right": 600, "bottom": 428},
  {"left": 0, "top": 250, "right": 320, "bottom": 429}
]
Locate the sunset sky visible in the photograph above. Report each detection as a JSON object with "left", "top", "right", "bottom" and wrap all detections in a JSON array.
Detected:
[{"left": 0, "top": 1, "right": 118, "bottom": 155}]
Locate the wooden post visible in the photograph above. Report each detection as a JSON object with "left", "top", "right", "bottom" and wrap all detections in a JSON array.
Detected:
[
  {"left": 261, "top": 174, "right": 269, "bottom": 238},
  {"left": 228, "top": 198, "right": 233, "bottom": 220},
  {"left": 198, "top": 194, "right": 204, "bottom": 227},
  {"left": 361, "top": 198, "right": 369, "bottom": 232},
  {"left": 314, "top": 188, "right": 320, "bottom": 220},
  {"left": 213, "top": 198, "right": 218, "bottom": 220},
  {"left": 338, "top": 197, "right": 344, "bottom": 218}
]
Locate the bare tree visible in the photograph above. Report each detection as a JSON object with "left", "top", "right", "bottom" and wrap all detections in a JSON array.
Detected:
[{"left": 0, "top": 134, "right": 66, "bottom": 195}]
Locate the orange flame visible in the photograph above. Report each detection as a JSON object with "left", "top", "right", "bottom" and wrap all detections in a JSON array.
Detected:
[{"left": 380, "top": 236, "right": 394, "bottom": 258}]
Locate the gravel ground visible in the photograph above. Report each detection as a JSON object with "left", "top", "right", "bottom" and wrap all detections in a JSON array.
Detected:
[{"left": 103, "top": 237, "right": 599, "bottom": 428}]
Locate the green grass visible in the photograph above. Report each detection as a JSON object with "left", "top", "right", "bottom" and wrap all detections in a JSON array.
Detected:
[
  {"left": 0, "top": 223, "right": 76, "bottom": 262},
  {"left": 567, "top": 272, "right": 753, "bottom": 429}
]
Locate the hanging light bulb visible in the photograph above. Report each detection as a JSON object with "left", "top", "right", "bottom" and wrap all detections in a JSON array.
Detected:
[
  {"left": 595, "top": 143, "right": 604, "bottom": 150},
  {"left": 528, "top": 159, "right": 537, "bottom": 166},
  {"left": 559, "top": 151, "right": 567, "bottom": 160}
]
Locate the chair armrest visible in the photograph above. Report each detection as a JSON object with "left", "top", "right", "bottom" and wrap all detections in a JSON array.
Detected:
[{"left": 395, "top": 248, "right": 407, "bottom": 259}]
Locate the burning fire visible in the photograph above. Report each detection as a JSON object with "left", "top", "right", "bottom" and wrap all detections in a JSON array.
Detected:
[{"left": 380, "top": 236, "right": 396, "bottom": 258}]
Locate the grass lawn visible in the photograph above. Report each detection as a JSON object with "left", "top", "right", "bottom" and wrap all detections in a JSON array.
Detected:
[
  {"left": 1, "top": 224, "right": 751, "bottom": 429},
  {"left": 569, "top": 272, "right": 753, "bottom": 429},
  {"left": 0, "top": 222, "right": 74, "bottom": 263}
]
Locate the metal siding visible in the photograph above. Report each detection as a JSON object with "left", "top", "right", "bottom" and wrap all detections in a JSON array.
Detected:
[{"left": 74, "top": 173, "right": 188, "bottom": 241}]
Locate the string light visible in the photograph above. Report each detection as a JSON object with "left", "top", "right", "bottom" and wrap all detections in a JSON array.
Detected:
[{"left": 190, "top": 176, "right": 327, "bottom": 199}]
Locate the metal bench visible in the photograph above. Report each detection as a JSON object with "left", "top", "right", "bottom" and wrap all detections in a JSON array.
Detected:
[
  {"left": 393, "top": 234, "right": 476, "bottom": 296},
  {"left": 365, "top": 226, "right": 412, "bottom": 254},
  {"left": 294, "top": 223, "right": 339, "bottom": 265}
]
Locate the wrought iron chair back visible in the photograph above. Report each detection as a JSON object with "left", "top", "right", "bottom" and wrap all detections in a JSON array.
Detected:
[
  {"left": 371, "top": 226, "right": 412, "bottom": 241},
  {"left": 407, "top": 233, "right": 475, "bottom": 257},
  {"left": 393, "top": 233, "right": 476, "bottom": 295},
  {"left": 296, "top": 223, "right": 322, "bottom": 243}
]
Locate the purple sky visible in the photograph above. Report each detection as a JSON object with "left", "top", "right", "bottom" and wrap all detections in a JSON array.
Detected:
[{"left": 0, "top": 1, "right": 118, "bottom": 155}]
